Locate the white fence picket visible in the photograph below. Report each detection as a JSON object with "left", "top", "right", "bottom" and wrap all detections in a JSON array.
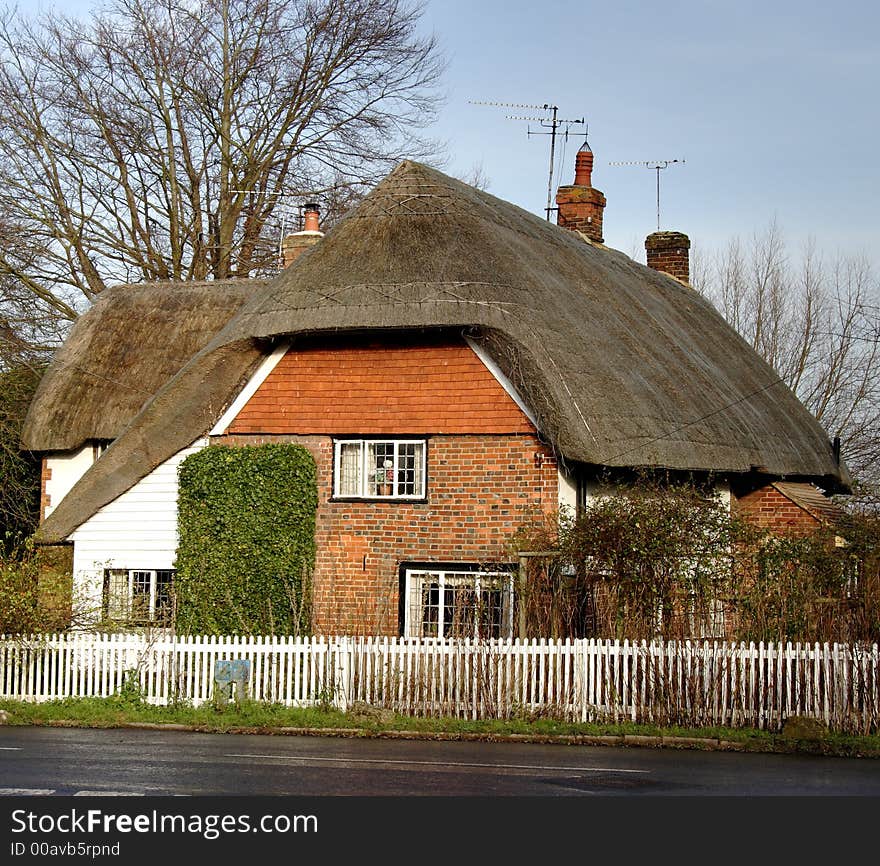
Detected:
[{"left": 0, "top": 633, "right": 877, "bottom": 732}]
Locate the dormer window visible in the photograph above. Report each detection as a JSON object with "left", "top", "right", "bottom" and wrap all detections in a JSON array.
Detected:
[{"left": 333, "top": 439, "right": 426, "bottom": 499}]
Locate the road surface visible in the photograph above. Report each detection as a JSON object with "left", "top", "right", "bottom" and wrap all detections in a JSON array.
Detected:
[{"left": 1, "top": 726, "right": 879, "bottom": 796}]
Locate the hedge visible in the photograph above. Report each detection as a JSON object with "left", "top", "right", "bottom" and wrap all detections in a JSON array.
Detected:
[{"left": 175, "top": 443, "right": 317, "bottom": 635}]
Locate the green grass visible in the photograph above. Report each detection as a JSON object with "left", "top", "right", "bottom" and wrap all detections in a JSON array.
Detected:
[{"left": 2, "top": 696, "right": 878, "bottom": 757}]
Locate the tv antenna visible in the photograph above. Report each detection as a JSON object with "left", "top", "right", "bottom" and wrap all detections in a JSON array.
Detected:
[
  {"left": 469, "top": 100, "right": 585, "bottom": 221},
  {"left": 608, "top": 159, "right": 684, "bottom": 231}
]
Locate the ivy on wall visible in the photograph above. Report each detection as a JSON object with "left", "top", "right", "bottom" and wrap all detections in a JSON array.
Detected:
[{"left": 175, "top": 443, "right": 317, "bottom": 635}]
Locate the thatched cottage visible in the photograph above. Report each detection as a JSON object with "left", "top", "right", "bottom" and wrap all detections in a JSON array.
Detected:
[{"left": 22, "top": 153, "right": 849, "bottom": 635}]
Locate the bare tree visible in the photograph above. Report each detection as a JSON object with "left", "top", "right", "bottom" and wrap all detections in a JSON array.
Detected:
[
  {"left": 0, "top": 336, "right": 44, "bottom": 540},
  {"left": 0, "top": 0, "right": 444, "bottom": 336},
  {"left": 693, "top": 222, "right": 880, "bottom": 486}
]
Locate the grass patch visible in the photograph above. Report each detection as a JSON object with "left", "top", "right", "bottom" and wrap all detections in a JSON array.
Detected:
[{"left": 2, "top": 696, "right": 878, "bottom": 757}]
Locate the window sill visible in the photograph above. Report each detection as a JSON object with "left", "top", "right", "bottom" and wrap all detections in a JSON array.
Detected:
[{"left": 330, "top": 496, "right": 428, "bottom": 504}]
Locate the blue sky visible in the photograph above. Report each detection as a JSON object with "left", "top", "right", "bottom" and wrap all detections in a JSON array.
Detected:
[
  {"left": 19, "top": 0, "right": 880, "bottom": 263},
  {"left": 418, "top": 0, "right": 880, "bottom": 262}
]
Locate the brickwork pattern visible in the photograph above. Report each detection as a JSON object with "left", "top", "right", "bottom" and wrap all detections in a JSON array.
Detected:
[
  {"left": 40, "top": 458, "right": 52, "bottom": 522},
  {"left": 733, "top": 484, "right": 821, "bottom": 535},
  {"left": 555, "top": 186, "right": 606, "bottom": 243},
  {"left": 217, "top": 432, "right": 559, "bottom": 635},
  {"left": 281, "top": 233, "right": 321, "bottom": 268},
  {"left": 645, "top": 231, "right": 691, "bottom": 283}
]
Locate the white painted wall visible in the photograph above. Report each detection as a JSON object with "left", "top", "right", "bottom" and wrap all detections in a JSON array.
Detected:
[
  {"left": 581, "top": 477, "right": 732, "bottom": 510},
  {"left": 558, "top": 465, "right": 578, "bottom": 516},
  {"left": 70, "top": 439, "right": 207, "bottom": 622},
  {"left": 45, "top": 445, "right": 99, "bottom": 519}
]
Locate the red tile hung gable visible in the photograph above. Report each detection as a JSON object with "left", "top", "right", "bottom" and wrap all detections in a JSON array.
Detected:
[{"left": 228, "top": 342, "right": 536, "bottom": 435}]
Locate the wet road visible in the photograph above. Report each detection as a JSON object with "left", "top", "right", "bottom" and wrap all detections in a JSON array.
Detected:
[{"left": 1, "top": 726, "right": 879, "bottom": 796}]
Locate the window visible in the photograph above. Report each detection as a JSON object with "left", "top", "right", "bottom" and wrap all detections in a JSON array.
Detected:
[
  {"left": 405, "top": 568, "right": 514, "bottom": 638},
  {"left": 334, "top": 439, "right": 425, "bottom": 499},
  {"left": 103, "top": 569, "right": 174, "bottom": 624}
]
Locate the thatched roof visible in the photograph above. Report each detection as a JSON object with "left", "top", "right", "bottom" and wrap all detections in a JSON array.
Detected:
[
  {"left": 22, "top": 279, "right": 267, "bottom": 451},
  {"left": 35, "top": 160, "right": 849, "bottom": 543}
]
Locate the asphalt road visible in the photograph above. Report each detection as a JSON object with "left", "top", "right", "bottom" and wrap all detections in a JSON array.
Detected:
[{"left": 1, "top": 726, "right": 879, "bottom": 797}]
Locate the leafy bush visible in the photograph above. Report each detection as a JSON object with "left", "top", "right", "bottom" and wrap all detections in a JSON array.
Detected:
[
  {"left": 511, "top": 478, "right": 880, "bottom": 643},
  {"left": 175, "top": 443, "right": 317, "bottom": 635},
  {"left": 0, "top": 534, "right": 41, "bottom": 634},
  {"left": 0, "top": 533, "right": 72, "bottom": 634}
]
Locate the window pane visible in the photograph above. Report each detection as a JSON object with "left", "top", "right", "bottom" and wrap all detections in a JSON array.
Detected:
[
  {"left": 337, "top": 442, "right": 362, "bottom": 496},
  {"left": 407, "top": 569, "right": 513, "bottom": 639},
  {"left": 131, "top": 571, "right": 152, "bottom": 621},
  {"left": 105, "top": 569, "right": 129, "bottom": 620},
  {"left": 412, "top": 443, "right": 424, "bottom": 496},
  {"left": 420, "top": 578, "right": 440, "bottom": 638},
  {"left": 476, "top": 580, "right": 506, "bottom": 639},
  {"left": 443, "top": 575, "right": 477, "bottom": 638},
  {"left": 367, "top": 441, "right": 395, "bottom": 497},
  {"left": 155, "top": 570, "right": 175, "bottom": 624},
  {"left": 396, "top": 442, "right": 424, "bottom": 497}
]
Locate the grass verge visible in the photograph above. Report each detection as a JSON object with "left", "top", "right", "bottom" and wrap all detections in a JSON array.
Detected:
[{"left": 1, "top": 697, "right": 878, "bottom": 758}]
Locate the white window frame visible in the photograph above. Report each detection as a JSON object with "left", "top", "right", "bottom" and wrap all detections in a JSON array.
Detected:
[
  {"left": 404, "top": 568, "right": 514, "bottom": 639},
  {"left": 104, "top": 568, "right": 174, "bottom": 623},
  {"left": 333, "top": 439, "right": 426, "bottom": 500}
]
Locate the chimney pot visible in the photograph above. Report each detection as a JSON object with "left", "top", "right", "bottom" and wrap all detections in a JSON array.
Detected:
[
  {"left": 303, "top": 202, "right": 321, "bottom": 233},
  {"left": 281, "top": 202, "right": 325, "bottom": 268},
  {"left": 574, "top": 148, "right": 594, "bottom": 187},
  {"left": 556, "top": 139, "right": 605, "bottom": 244}
]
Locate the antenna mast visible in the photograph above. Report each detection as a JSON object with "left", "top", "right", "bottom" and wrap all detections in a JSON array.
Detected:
[
  {"left": 469, "top": 100, "right": 585, "bottom": 220},
  {"left": 608, "top": 159, "right": 684, "bottom": 230}
]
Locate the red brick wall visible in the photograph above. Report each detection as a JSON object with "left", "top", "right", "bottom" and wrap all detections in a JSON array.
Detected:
[
  {"left": 733, "top": 484, "right": 820, "bottom": 535},
  {"left": 229, "top": 338, "right": 533, "bottom": 435},
  {"left": 645, "top": 231, "right": 691, "bottom": 283},
  {"left": 216, "top": 433, "right": 559, "bottom": 635},
  {"left": 40, "top": 458, "right": 51, "bottom": 522},
  {"left": 555, "top": 185, "right": 606, "bottom": 244},
  {"left": 219, "top": 336, "right": 560, "bottom": 635}
]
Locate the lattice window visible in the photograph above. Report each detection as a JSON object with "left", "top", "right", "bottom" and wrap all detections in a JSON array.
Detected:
[
  {"left": 334, "top": 439, "right": 426, "bottom": 499},
  {"left": 405, "top": 569, "right": 513, "bottom": 639},
  {"left": 103, "top": 569, "right": 175, "bottom": 624}
]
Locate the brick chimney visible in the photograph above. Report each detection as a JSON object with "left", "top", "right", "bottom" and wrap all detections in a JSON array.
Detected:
[
  {"left": 645, "top": 231, "right": 691, "bottom": 283},
  {"left": 281, "top": 202, "right": 324, "bottom": 268},
  {"left": 555, "top": 140, "right": 606, "bottom": 243}
]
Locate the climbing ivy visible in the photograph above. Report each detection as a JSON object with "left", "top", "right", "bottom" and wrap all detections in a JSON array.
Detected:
[{"left": 175, "top": 443, "right": 317, "bottom": 635}]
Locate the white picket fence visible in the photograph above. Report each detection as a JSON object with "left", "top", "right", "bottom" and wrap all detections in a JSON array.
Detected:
[{"left": 1, "top": 633, "right": 878, "bottom": 732}]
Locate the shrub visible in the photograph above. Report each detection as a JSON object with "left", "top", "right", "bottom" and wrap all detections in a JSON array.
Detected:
[
  {"left": 511, "top": 478, "right": 880, "bottom": 643},
  {"left": 0, "top": 534, "right": 41, "bottom": 634},
  {"left": 175, "top": 443, "right": 317, "bottom": 635}
]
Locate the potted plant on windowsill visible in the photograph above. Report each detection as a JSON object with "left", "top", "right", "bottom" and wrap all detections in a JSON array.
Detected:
[{"left": 375, "top": 458, "right": 394, "bottom": 496}]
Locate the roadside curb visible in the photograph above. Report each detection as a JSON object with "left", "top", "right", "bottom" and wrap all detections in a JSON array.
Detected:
[
  {"left": 118, "top": 722, "right": 722, "bottom": 749},
  {"left": 11, "top": 719, "right": 879, "bottom": 758},
  {"left": 107, "top": 722, "right": 868, "bottom": 756}
]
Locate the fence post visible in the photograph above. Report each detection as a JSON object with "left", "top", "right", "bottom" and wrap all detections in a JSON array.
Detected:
[{"left": 335, "top": 637, "right": 352, "bottom": 712}]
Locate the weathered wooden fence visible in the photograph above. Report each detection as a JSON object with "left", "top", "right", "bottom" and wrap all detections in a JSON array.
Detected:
[{"left": 1, "top": 633, "right": 878, "bottom": 733}]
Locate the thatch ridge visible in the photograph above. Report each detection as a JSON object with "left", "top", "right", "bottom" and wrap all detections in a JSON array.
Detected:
[
  {"left": 35, "top": 160, "right": 848, "bottom": 543},
  {"left": 22, "top": 279, "right": 268, "bottom": 452}
]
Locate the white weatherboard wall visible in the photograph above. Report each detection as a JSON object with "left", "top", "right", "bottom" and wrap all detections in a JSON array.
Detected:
[
  {"left": 45, "top": 444, "right": 98, "bottom": 519},
  {"left": 582, "top": 479, "right": 733, "bottom": 511},
  {"left": 70, "top": 438, "right": 207, "bottom": 621},
  {"left": 558, "top": 465, "right": 577, "bottom": 515}
]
